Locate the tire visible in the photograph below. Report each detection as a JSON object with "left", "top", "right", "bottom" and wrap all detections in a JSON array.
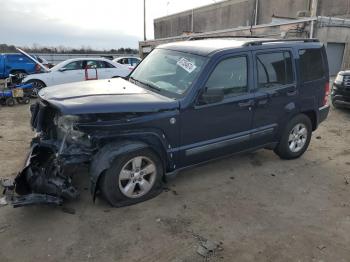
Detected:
[
  {"left": 6, "top": 98, "right": 15, "bottom": 107},
  {"left": 331, "top": 97, "right": 340, "bottom": 109},
  {"left": 25, "top": 79, "right": 46, "bottom": 98},
  {"left": 11, "top": 71, "right": 28, "bottom": 84},
  {"left": 99, "top": 148, "right": 164, "bottom": 207},
  {"left": 16, "top": 97, "right": 30, "bottom": 104},
  {"left": 274, "top": 114, "right": 312, "bottom": 160}
]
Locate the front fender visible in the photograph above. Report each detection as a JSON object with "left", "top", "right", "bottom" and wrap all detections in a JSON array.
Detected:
[{"left": 90, "top": 140, "right": 152, "bottom": 199}]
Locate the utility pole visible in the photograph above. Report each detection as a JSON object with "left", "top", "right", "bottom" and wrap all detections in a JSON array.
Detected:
[
  {"left": 310, "top": 0, "right": 318, "bottom": 38},
  {"left": 144, "top": 0, "right": 146, "bottom": 41}
]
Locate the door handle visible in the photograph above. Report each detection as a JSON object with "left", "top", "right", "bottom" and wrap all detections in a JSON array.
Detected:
[{"left": 238, "top": 100, "right": 254, "bottom": 108}]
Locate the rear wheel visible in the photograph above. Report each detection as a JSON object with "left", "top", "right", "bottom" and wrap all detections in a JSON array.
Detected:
[
  {"left": 5, "top": 98, "right": 15, "bottom": 107},
  {"left": 99, "top": 148, "right": 163, "bottom": 207},
  {"left": 25, "top": 79, "right": 46, "bottom": 98},
  {"left": 274, "top": 114, "right": 312, "bottom": 159}
]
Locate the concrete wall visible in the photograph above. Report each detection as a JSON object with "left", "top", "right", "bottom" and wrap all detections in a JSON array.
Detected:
[
  {"left": 154, "top": 0, "right": 310, "bottom": 39},
  {"left": 315, "top": 26, "right": 350, "bottom": 69},
  {"left": 317, "top": 0, "right": 350, "bottom": 18},
  {"left": 154, "top": 0, "right": 350, "bottom": 39},
  {"left": 154, "top": 0, "right": 254, "bottom": 39},
  {"left": 154, "top": 0, "right": 251, "bottom": 38},
  {"left": 257, "top": 0, "right": 308, "bottom": 24}
]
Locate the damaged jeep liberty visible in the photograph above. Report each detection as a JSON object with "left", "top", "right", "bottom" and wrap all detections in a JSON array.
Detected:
[{"left": 2, "top": 38, "right": 330, "bottom": 207}]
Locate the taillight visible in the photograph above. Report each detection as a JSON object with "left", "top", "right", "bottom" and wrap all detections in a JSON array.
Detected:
[{"left": 323, "top": 81, "right": 330, "bottom": 106}]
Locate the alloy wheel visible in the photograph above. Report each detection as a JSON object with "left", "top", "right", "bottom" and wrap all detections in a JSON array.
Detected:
[
  {"left": 118, "top": 156, "right": 157, "bottom": 198},
  {"left": 288, "top": 123, "right": 308, "bottom": 153}
]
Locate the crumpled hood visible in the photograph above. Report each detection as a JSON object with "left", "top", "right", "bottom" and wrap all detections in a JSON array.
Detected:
[{"left": 39, "top": 78, "right": 179, "bottom": 115}]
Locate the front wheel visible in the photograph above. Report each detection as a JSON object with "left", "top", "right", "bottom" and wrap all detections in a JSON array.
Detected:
[
  {"left": 274, "top": 114, "right": 312, "bottom": 159},
  {"left": 99, "top": 148, "right": 164, "bottom": 207},
  {"left": 25, "top": 79, "right": 46, "bottom": 98}
]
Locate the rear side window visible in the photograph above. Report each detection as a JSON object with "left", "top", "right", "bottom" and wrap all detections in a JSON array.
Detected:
[
  {"left": 299, "top": 49, "right": 325, "bottom": 82},
  {"left": 95, "top": 61, "right": 115, "bottom": 68},
  {"left": 257, "top": 52, "right": 294, "bottom": 88}
]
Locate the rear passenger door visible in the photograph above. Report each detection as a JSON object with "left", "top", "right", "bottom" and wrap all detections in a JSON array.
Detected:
[{"left": 252, "top": 49, "right": 297, "bottom": 145}]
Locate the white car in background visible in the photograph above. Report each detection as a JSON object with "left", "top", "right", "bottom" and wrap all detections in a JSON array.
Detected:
[
  {"left": 22, "top": 56, "right": 131, "bottom": 95},
  {"left": 113, "top": 56, "right": 141, "bottom": 69}
]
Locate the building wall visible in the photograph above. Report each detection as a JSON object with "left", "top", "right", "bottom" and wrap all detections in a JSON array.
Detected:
[
  {"left": 317, "top": 0, "right": 350, "bottom": 18},
  {"left": 154, "top": 0, "right": 254, "bottom": 39},
  {"left": 257, "top": 0, "right": 308, "bottom": 24},
  {"left": 154, "top": 0, "right": 350, "bottom": 39}
]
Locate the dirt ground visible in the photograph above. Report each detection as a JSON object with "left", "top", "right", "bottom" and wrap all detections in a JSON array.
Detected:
[{"left": 0, "top": 102, "right": 349, "bottom": 262}]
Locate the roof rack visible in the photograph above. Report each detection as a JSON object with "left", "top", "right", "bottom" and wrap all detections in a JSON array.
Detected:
[
  {"left": 243, "top": 38, "right": 319, "bottom": 46},
  {"left": 187, "top": 35, "right": 264, "bottom": 41}
]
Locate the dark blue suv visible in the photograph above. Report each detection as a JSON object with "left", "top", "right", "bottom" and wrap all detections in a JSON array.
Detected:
[{"left": 4, "top": 38, "right": 330, "bottom": 207}]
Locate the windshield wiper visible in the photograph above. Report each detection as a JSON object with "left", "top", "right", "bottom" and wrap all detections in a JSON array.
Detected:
[{"left": 129, "top": 77, "right": 161, "bottom": 92}]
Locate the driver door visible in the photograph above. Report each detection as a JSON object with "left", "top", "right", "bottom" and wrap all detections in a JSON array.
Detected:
[{"left": 179, "top": 53, "right": 255, "bottom": 167}]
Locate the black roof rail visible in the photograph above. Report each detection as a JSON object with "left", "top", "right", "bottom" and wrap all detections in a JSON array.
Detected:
[
  {"left": 243, "top": 38, "right": 320, "bottom": 46},
  {"left": 187, "top": 35, "right": 265, "bottom": 41}
]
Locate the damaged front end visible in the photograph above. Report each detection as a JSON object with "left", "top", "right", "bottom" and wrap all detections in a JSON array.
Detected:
[{"left": 1, "top": 102, "right": 92, "bottom": 207}]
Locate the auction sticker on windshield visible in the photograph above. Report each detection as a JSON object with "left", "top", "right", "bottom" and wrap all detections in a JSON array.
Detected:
[{"left": 177, "top": 58, "right": 196, "bottom": 73}]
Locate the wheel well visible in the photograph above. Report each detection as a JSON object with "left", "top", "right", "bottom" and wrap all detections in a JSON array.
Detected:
[
  {"left": 301, "top": 111, "right": 317, "bottom": 131},
  {"left": 27, "top": 79, "right": 47, "bottom": 87},
  {"left": 90, "top": 138, "right": 170, "bottom": 198},
  {"left": 10, "top": 69, "right": 26, "bottom": 74}
]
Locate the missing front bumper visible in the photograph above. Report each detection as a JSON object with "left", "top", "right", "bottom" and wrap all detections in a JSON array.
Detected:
[{"left": 1, "top": 143, "right": 79, "bottom": 207}]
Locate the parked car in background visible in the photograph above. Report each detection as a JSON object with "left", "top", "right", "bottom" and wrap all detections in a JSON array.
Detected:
[
  {"left": 22, "top": 57, "right": 131, "bottom": 95},
  {"left": 5, "top": 38, "right": 330, "bottom": 208},
  {"left": 113, "top": 56, "right": 141, "bottom": 68},
  {"left": 331, "top": 71, "right": 350, "bottom": 108},
  {"left": 0, "top": 53, "right": 48, "bottom": 82}
]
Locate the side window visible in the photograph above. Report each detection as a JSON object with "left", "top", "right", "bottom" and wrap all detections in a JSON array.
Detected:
[
  {"left": 94, "top": 61, "right": 114, "bottom": 68},
  {"left": 86, "top": 60, "right": 98, "bottom": 69},
  {"left": 64, "top": 61, "right": 83, "bottom": 70},
  {"left": 257, "top": 51, "right": 294, "bottom": 88},
  {"left": 299, "top": 49, "right": 325, "bottom": 82},
  {"left": 103, "top": 61, "right": 116, "bottom": 68},
  {"left": 204, "top": 56, "right": 248, "bottom": 100},
  {"left": 131, "top": 58, "right": 140, "bottom": 66}
]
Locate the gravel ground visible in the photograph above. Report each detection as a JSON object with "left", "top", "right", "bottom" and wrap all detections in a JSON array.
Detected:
[{"left": 0, "top": 102, "right": 349, "bottom": 262}]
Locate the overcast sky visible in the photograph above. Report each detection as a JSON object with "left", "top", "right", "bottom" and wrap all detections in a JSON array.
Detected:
[{"left": 0, "top": 0, "right": 223, "bottom": 49}]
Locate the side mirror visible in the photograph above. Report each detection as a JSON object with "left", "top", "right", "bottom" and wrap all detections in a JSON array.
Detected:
[
  {"left": 59, "top": 68, "right": 67, "bottom": 72},
  {"left": 199, "top": 88, "right": 224, "bottom": 105}
]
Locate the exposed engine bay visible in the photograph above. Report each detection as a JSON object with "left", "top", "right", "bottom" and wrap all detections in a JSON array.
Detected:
[{"left": 2, "top": 101, "right": 93, "bottom": 207}]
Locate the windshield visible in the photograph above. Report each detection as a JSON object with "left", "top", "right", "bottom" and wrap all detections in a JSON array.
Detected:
[{"left": 130, "top": 49, "right": 207, "bottom": 98}]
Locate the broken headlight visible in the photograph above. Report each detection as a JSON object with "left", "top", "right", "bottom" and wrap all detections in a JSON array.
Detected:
[{"left": 57, "top": 115, "right": 84, "bottom": 140}]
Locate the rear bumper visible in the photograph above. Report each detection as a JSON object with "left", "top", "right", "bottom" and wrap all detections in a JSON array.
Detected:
[{"left": 318, "top": 104, "right": 330, "bottom": 124}]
